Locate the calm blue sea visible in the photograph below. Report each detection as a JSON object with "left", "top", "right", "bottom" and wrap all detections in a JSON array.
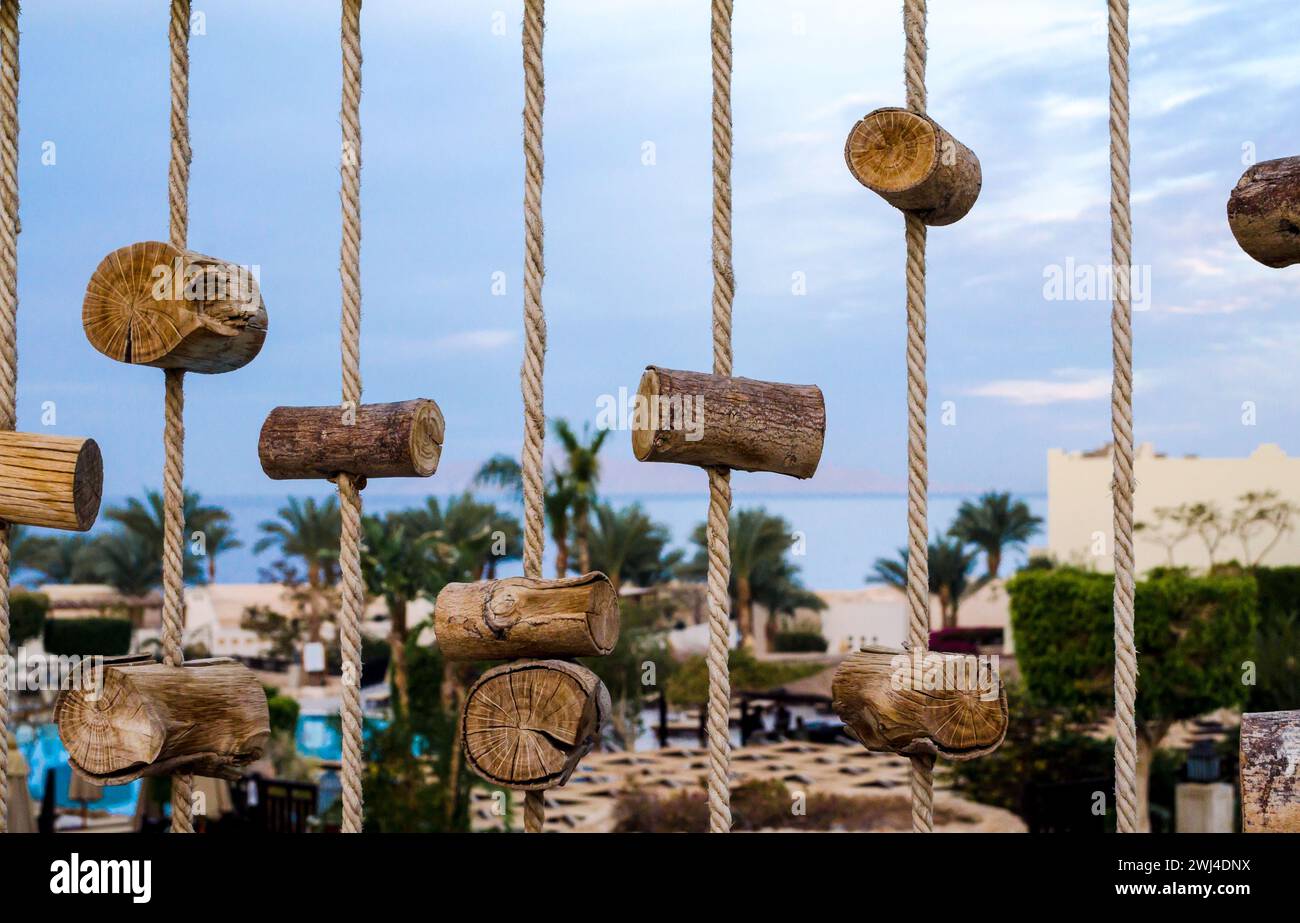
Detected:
[{"left": 98, "top": 491, "right": 1048, "bottom": 590}]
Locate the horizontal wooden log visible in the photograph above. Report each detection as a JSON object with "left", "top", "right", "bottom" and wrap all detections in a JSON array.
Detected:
[
  {"left": 258, "top": 399, "right": 444, "bottom": 486},
  {"left": 630, "top": 366, "right": 824, "bottom": 479},
  {"left": 435, "top": 572, "right": 619, "bottom": 660},
  {"left": 462, "top": 659, "right": 609, "bottom": 791},
  {"left": 1227, "top": 156, "right": 1300, "bottom": 268},
  {"left": 83, "top": 240, "right": 267, "bottom": 374},
  {"left": 832, "top": 645, "right": 1007, "bottom": 761},
  {"left": 844, "top": 107, "right": 982, "bottom": 226},
  {"left": 0, "top": 432, "right": 102, "bottom": 531},
  {"left": 55, "top": 657, "right": 270, "bottom": 784},
  {"left": 1240, "top": 710, "right": 1300, "bottom": 832}
]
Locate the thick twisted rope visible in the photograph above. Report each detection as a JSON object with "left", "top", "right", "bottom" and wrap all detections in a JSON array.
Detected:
[
  {"left": 902, "top": 0, "right": 934, "bottom": 834},
  {"left": 519, "top": 0, "right": 548, "bottom": 834},
  {"left": 705, "top": 0, "right": 734, "bottom": 834},
  {"left": 164, "top": 0, "right": 193, "bottom": 834},
  {"left": 1108, "top": 0, "right": 1138, "bottom": 835},
  {"left": 338, "top": 0, "right": 365, "bottom": 835},
  {"left": 0, "top": 0, "right": 18, "bottom": 836}
]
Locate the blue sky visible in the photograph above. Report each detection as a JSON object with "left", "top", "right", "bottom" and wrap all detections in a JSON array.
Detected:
[{"left": 9, "top": 0, "right": 1300, "bottom": 505}]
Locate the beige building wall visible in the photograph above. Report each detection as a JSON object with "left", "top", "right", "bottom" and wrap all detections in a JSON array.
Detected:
[{"left": 1047, "top": 442, "right": 1300, "bottom": 573}]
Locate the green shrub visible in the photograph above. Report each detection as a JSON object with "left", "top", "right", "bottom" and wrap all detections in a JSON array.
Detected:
[
  {"left": 1009, "top": 569, "right": 1256, "bottom": 723},
  {"left": 1248, "top": 566, "right": 1300, "bottom": 711},
  {"left": 665, "top": 646, "right": 823, "bottom": 706},
  {"left": 266, "top": 693, "right": 300, "bottom": 736},
  {"left": 9, "top": 591, "right": 48, "bottom": 649},
  {"left": 43, "top": 617, "right": 132, "bottom": 656},
  {"left": 772, "top": 630, "right": 828, "bottom": 653}
]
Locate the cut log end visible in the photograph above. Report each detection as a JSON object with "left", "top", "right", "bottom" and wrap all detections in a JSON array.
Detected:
[
  {"left": 1227, "top": 156, "right": 1300, "bottom": 269},
  {"left": 435, "top": 572, "right": 620, "bottom": 660},
  {"left": 845, "top": 107, "right": 937, "bottom": 193},
  {"left": 631, "top": 366, "right": 825, "bottom": 479},
  {"left": 832, "top": 646, "right": 1008, "bottom": 761},
  {"left": 0, "top": 433, "right": 103, "bottom": 532},
  {"left": 83, "top": 241, "right": 268, "bottom": 374},
  {"left": 462, "top": 660, "right": 609, "bottom": 791},
  {"left": 55, "top": 658, "right": 271, "bottom": 784},
  {"left": 844, "top": 108, "right": 982, "bottom": 226},
  {"left": 258, "top": 399, "right": 445, "bottom": 483}
]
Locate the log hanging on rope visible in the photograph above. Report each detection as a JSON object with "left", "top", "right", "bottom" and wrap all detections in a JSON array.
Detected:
[
  {"left": 1227, "top": 156, "right": 1300, "bottom": 268},
  {"left": 258, "top": 399, "right": 444, "bottom": 488},
  {"left": 832, "top": 645, "right": 1008, "bottom": 761},
  {"left": 55, "top": 657, "right": 270, "bottom": 784},
  {"left": 1240, "top": 709, "right": 1300, "bottom": 832},
  {"left": 844, "top": 107, "right": 982, "bottom": 226},
  {"left": 435, "top": 572, "right": 619, "bottom": 660},
  {"left": 630, "top": 366, "right": 825, "bottom": 479},
  {"left": 0, "top": 433, "right": 102, "bottom": 531},
  {"left": 461, "top": 659, "right": 610, "bottom": 791},
  {"left": 82, "top": 240, "right": 268, "bottom": 374}
]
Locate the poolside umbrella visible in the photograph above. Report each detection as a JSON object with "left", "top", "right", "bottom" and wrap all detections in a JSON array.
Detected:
[
  {"left": 67, "top": 765, "right": 103, "bottom": 828},
  {"left": 5, "top": 732, "right": 34, "bottom": 833}
]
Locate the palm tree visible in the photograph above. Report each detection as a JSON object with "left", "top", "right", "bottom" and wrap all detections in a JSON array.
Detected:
[
  {"left": 948, "top": 491, "right": 1042, "bottom": 579},
  {"left": 586, "top": 502, "right": 682, "bottom": 593},
  {"left": 18, "top": 532, "right": 98, "bottom": 584},
  {"left": 683, "top": 508, "right": 821, "bottom": 648},
  {"left": 105, "top": 488, "right": 234, "bottom": 583},
  {"left": 361, "top": 513, "right": 440, "bottom": 715},
  {"left": 254, "top": 496, "right": 341, "bottom": 589},
  {"left": 84, "top": 531, "right": 161, "bottom": 623},
  {"left": 869, "top": 537, "right": 978, "bottom": 629},
  {"left": 474, "top": 454, "right": 572, "bottom": 578},
  {"left": 551, "top": 419, "right": 609, "bottom": 574}
]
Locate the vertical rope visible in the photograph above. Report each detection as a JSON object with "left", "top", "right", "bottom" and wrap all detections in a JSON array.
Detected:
[
  {"left": 519, "top": 0, "right": 548, "bottom": 834},
  {"left": 1108, "top": 0, "right": 1139, "bottom": 835},
  {"left": 902, "top": 0, "right": 934, "bottom": 834},
  {"left": 338, "top": 0, "right": 365, "bottom": 835},
  {"left": 705, "top": 0, "right": 734, "bottom": 834},
  {"left": 164, "top": 0, "right": 193, "bottom": 835},
  {"left": 0, "top": 0, "right": 19, "bottom": 836}
]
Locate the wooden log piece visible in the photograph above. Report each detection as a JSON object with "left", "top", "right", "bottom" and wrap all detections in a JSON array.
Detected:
[
  {"left": 630, "top": 366, "right": 824, "bottom": 479},
  {"left": 0, "top": 432, "right": 102, "bottom": 531},
  {"left": 1240, "top": 710, "right": 1300, "bottom": 832},
  {"left": 832, "top": 645, "right": 1008, "bottom": 761},
  {"left": 55, "top": 657, "right": 270, "bottom": 785},
  {"left": 844, "top": 107, "right": 982, "bottom": 226},
  {"left": 83, "top": 240, "right": 267, "bottom": 374},
  {"left": 435, "top": 572, "right": 619, "bottom": 661},
  {"left": 1227, "top": 156, "right": 1300, "bottom": 268},
  {"left": 462, "top": 659, "right": 610, "bottom": 791},
  {"left": 258, "top": 399, "right": 444, "bottom": 487}
]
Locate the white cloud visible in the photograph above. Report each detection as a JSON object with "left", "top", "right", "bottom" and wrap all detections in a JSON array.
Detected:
[
  {"left": 433, "top": 329, "right": 515, "bottom": 352},
  {"left": 967, "top": 374, "right": 1111, "bottom": 406}
]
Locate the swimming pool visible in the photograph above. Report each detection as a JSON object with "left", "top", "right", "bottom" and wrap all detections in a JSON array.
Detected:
[{"left": 17, "top": 724, "right": 140, "bottom": 816}]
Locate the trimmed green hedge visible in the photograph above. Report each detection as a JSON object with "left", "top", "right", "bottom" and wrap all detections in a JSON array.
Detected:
[
  {"left": 1009, "top": 569, "right": 1256, "bottom": 724},
  {"left": 9, "top": 591, "right": 48, "bottom": 649},
  {"left": 43, "top": 617, "right": 133, "bottom": 657},
  {"left": 772, "top": 630, "right": 828, "bottom": 653}
]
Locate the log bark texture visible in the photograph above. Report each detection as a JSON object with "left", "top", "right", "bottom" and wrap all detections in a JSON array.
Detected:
[
  {"left": 83, "top": 241, "right": 267, "bottom": 374},
  {"left": 258, "top": 398, "right": 444, "bottom": 485},
  {"left": 631, "top": 366, "right": 824, "bottom": 479},
  {"left": 844, "top": 107, "right": 982, "bottom": 226},
  {"left": 1240, "top": 709, "right": 1300, "bottom": 832},
  {"left": 0, "top": 432, "right": 102, "bottom": 531},
  {"left": 55, "top": 657, "right": 271, "bottom": 784},
  {"left": 1227, "top": 156, "right": 1300, "bottom": 268},
  {"left": 435, "top": 572, "right": 619, "bottom": 660},
  {"left": 462, "top": 659, "right": 609, "bottom": 791},
  {"left": 832, "top": 645, "right": 1008, "bottom": 761}
]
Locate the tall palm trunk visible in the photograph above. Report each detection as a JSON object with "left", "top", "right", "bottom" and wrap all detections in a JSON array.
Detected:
[
  {"left": 985, "top": 547, "right": 1002, "bottom": 580},
  {"left": 553, "top": 536, "right": 569, "bottom": 579},
  {"left": 388, "top": 596, "right": 410, "bottom": 717},
  {"left": 737, "top": 576, "right": 755, "bottom": 649},
  {"left": 442, "top": 665, "right": 466, "bottom": 827},
  {"left": 207, "top": 555, "right": 216, "bottom": 583}
]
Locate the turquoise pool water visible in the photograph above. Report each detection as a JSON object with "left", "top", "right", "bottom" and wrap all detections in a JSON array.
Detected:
[{"left": 17, "top": 724, "right": 141, "bottom": 816}]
